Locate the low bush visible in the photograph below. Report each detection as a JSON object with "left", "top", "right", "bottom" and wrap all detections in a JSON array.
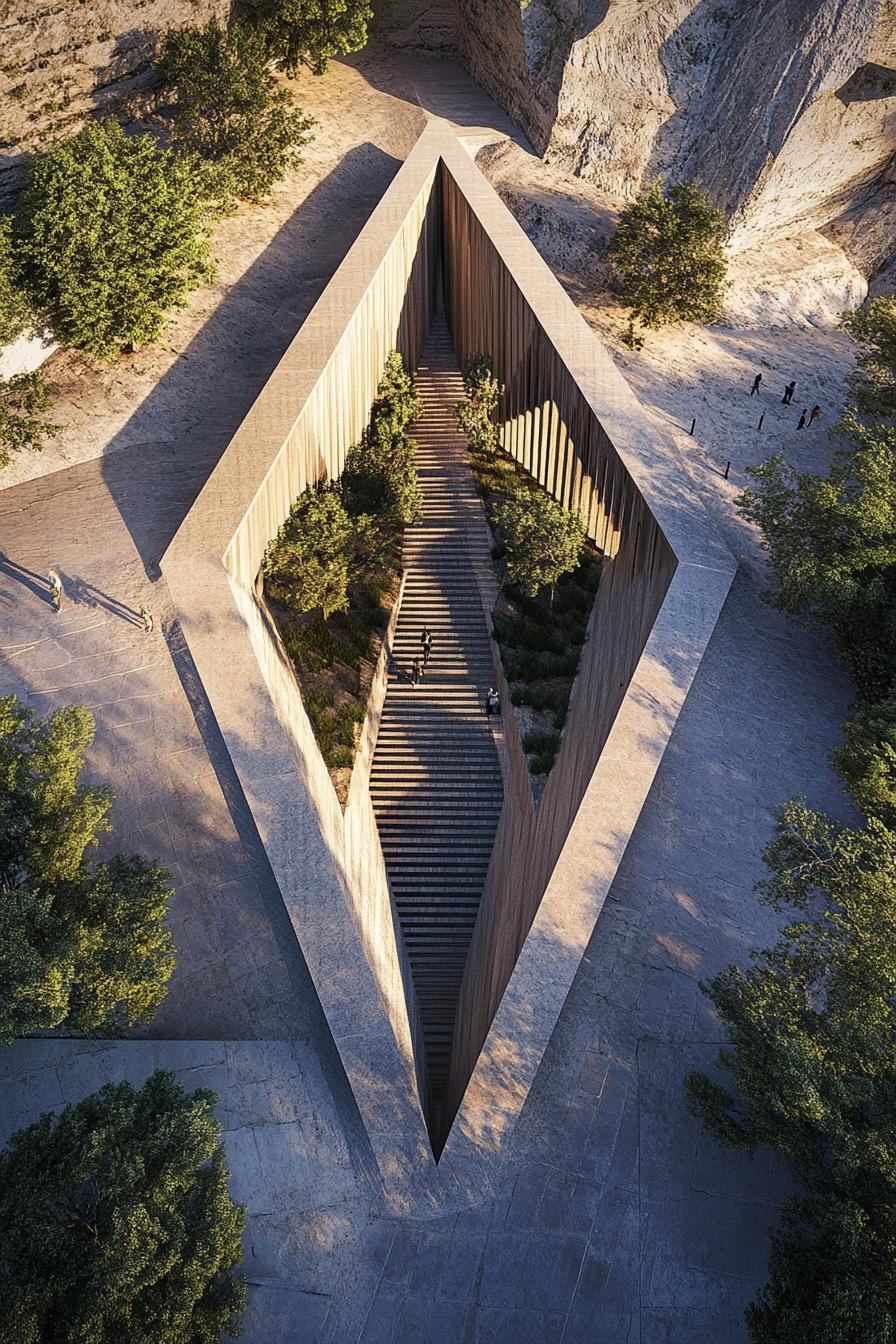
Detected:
[{"left": 18, "top": 119, "right": 216, "bottom": 358}]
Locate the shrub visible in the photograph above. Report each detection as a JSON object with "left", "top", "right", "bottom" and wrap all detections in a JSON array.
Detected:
[
  {"left": 0, "top": 1070, "right": 245, "bottom": 1341},
  {"left": 264, "top": 484, "right": 353, "bottom": 618},
  {"left": 686, "top": 800, "right": 896, "bottom": 1344},
  {"left": 240, "top": 0, "right": 373, "bottom": 75},
  {"left": 841, "top": 296, "right": 896, "bottom": 420},
  {"left": 607, "top": 178, "right": 727, "bottom": 341},
  {"left": 455, "top": 356, "right": 503, "bottom": 457},
  {"left": 0, "top": 695, "right": 175, "bottom": 1044},
  {"left": 0, "top": 216, "right": 30, "bottom": 346},
  {"left": 0, "top": 370, "right": 60, "bottom": 470},
  {"left": 341, "top": 352, "right": 422, "bottom": 524},
  {"left": 155, "top": 19, "right": 314, "bottom": 206},
  {"left": 831, "top": 694, "right": 896, "bottom": 828},
  {"left": 522, "top": 729, "right": 561, "bottom": 755},
  {"left": 493, "top": 484, "right": 586, "bottom": 600},
  {"left": 18, "top": 118, "right": 215, "bottom": 358}
]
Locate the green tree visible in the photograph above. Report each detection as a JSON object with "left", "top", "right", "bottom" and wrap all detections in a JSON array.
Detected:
[
  {"left": 841, "top": 296, "right": 896, "bottom": 420},
  {"left": 831, "top": 693, "right": 896, "bottom": 828},
  {"left": 341, "top": 352, "right": 422, "bottom": 524},
  {"left": 607, "top": 178, "right": 727, "bottom": 343},
  {"left": 240, "top": 0, "right": 373, "bottom": 75},
  {"left": 0, "top": 370, "right": 60, "bottom": 471},
  {"left": 0, "top": 1069, "right": 246, "bottom": 1343},
  {"left": 493, "top": 484, "right": 585, "bottom": 600},
  {"left": 0, "top": 217, "right": 30, "bottom": 347},
  {"left": 736, "top": 414, "right": 896, "bottom": 700},
  {"left": 686, "top": 799, "right": 896, "bottom": 1344},
  {"left": 155, "top": 20, "right": 314, "bottom": 206},
  {"left": 0, "top": 695, "right": 175, "bottom": 1044},
  {"left": 455, "top": 354, "right": 503, "bottom": 457},
  {"left": 264, "top": 483, "right": 353, "bottom": 617},
  {"left": 18, "top": 118, "right": 216, "bottom": 358}
]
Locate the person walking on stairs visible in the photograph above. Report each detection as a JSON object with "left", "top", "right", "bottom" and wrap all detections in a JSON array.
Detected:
[
  {"left": 485, "top": 687, "right": 500, "bottom": 719},
  {"left": 781, "top": 380, "right": 796, "bottom": 405},
  {"left": 750, "top": 373, "right": 762, "bottom": 396},
  {"left": 410, "top": 657, "right": 422, "bottom": 687},
  {"left": 421, "top": 626, "right": 433, "bottom": 669}
]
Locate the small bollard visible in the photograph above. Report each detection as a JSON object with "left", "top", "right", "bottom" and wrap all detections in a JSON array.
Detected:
[
  {"left": 723, "top": 460, "right": 731, "bottom": 480},
  {"left": 689, "top": 417, "right": 696, "bottom": 436},
  {"left": 758, "top": 414, "right": 764, "bottom": 431}
]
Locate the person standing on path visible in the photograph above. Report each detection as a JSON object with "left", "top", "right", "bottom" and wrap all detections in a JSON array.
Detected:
[
  {"left": 47, "top": 567, "right": 63, "bottom": 613},
  {"left": 782, "top": 381, "right": 796, "bottom": 405},
  {"left": 797, "top": 408, "right": 807, "bottom": 430},
  {"left": 138, "top": 604, "right": 154, "bottom": 634},
  {"left": 421, "top": 626, "right": 433, "bottom": 669},
  {"left": 485, "top": 687, "right": 500, "bottom": 719},
  {"left": 809, "top": 404, "right": 821, "bottom": 427},
  {"left": 750, "top": 373, "right": 762, "bottom": 396}
]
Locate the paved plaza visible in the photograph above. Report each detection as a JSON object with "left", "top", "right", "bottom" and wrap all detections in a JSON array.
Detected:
[{"left": 0, "top": 51, "right": 856, "bottom": 1344}]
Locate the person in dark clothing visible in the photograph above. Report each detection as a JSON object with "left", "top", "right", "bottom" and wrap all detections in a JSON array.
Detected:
[
  {"left": 485, "top": 686, "right": 496, "bottom": 718},
  {"left": 809, "top": 404, "right": 821, "bottom": 426},
  {"left": 750, "top": 373, "right": 762, "bottom": 395},
  {"left": 797, "top": 408, "right": 807, "bottom": 430},
  {"left": 782, "top": 381, "right": 796, "bottom": 405},
  {"left": 410, "top": 658, "right": 422, "bottom": 687},
  {"left": 421, "top": 626, "right": 433, "bottom": 667}
]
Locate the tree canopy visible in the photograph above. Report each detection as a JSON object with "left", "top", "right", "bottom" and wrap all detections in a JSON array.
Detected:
[
  {"left": 686, "top": 800, "right": 896, "bottom": 1344},
  {"left": 0, "top": 217, "right": 30, "bottom": 348},
  {"left": 263, "top": 484, "right": 354, "bottom": 618},
  {"left": 493, "top": 484, "right": 585, "bottom": 599},
  {"left": 17, "top": 118, "right": 215, "bottom": 358},
  {"left": 341, "top": 351, "right": 422, "bottom": 524},
  {"left": 0, "top": 1069, "right": 246, "bottom": 1343},
  {"left": 841, "top": 296, "right": 896, "bottom": 420},
  {"left": 455, "top": 354, "right": 503, "bottom": 457},
  {"left": 155, "top": 19, "right": 313, "bottom": 206},
  {"left": 0, "top": 370, "right": 59, "bottom": 471},
  {"left": 0, "top": 694, "right": 175, "bottom": 1044},
  {"left": 607, "top": 178, "right": 728, "bottom": 341},
  {"left": 239, "top": 0, "right": 373, "bottom": 75}
]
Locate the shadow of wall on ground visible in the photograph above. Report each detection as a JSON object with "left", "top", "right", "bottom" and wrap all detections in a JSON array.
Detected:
[{"left": 100, "top": 142, "right": 403, "bottom": 574}]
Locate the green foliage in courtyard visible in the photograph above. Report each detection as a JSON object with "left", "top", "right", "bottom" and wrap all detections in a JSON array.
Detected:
[
  {"left": 0, "top": 217, "right": 31, "bottom": 347},
  {"left": 239, "top": 0, "right": 373, "bottom": 75},
  {"left": 265, "top": 351, "right": 417, "bottom": 792},
  {"left": 840, "top": 296, "right": 896, "bottom": 420},
  {"left": 0, "top": 695, "right": 176, "bottom": 1044},
  {"left": 493, "top": 484, "right": 585, "bottom": 601},
  {"left": 264, "top": 484, "right": 354, "bottom": 618},
  {"left": 0, "top": 1069, "right": 246, "bottom": 1342},
  {"left": 831, "top": 694, "right": 896, "bottom": 829},
  {"left": 607, "top": 178, "right": 728, "bottom": 343},
  {"left": 686, "top": 799, "right": 896, "bottom": 1344},
  {"left": 17, "top": 119, "right": 216, "bottom": 358},
  {"left": 155, "top": 20, "right": 314, "bottom": 206},
  {"left": 0, "top": 370, "right": 59, "bottom": 471},
  {"left": 454, "top": 354, "right": 503, "bottom": 456},
  {"left": 455, "top": 359, "right": 599, "bottom": 782}
]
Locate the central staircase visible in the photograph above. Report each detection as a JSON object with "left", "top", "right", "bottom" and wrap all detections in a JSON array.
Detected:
[{"left": 369, "top": 316, "right": 503, "bottom": 1136}]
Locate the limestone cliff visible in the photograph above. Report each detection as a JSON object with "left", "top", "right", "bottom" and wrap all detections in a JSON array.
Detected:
[
  {"left": 456, "top": 0, "right": 896, "bottom": 287},
  {"left": 0, "top": 0, "right": 228, "bottom": 197}
]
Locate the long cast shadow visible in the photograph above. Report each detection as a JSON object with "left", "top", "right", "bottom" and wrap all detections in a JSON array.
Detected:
[{"left": 101, "top": 142, "right": 402, "bottom": 574}]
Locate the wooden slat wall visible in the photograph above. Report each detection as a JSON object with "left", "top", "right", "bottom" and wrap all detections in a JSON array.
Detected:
[{"left": 440, "top": 163, "right": 678, "bottom": 1139}]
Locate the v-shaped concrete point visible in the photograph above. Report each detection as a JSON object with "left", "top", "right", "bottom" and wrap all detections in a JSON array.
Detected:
[{"left": 162, "top": 121, "right": 737, "bottom": 1208}]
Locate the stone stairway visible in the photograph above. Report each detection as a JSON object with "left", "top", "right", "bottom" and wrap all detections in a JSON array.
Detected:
[{"left": 369, "top": 315, "right": 503, "bottom": 1129}]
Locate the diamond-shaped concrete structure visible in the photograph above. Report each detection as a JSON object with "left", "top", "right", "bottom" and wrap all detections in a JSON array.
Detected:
[{"left": 162, "top": 121, "right": 736, "bottom": 1201}]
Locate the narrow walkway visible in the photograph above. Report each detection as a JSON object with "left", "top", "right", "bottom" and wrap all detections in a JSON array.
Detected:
[{"left": 369, "top": 315, "right": 503, "bottom": 1124}]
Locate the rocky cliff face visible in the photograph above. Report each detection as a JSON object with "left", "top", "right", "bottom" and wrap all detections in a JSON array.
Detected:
[
  {"left": 0, "top": 0, "right": 228, "bottom": 198},
  {"left": 456, "top": 0, "right": 896, "bottom": 289}
]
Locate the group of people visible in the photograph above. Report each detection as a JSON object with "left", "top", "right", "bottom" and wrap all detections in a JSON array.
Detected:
[
  {"left": 749, "top": 373, "right": 821, "bottom": 428},
  {"left": 407, "top": 624, "right": 501, "bottom": 719},
  {"left": 45, "top": 567, "right": 155, "bottom": 633}
]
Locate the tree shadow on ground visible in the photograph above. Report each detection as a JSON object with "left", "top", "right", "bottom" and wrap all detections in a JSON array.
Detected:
[{"left": 101, "top": 142, "right": 402, "bottom": 575}]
